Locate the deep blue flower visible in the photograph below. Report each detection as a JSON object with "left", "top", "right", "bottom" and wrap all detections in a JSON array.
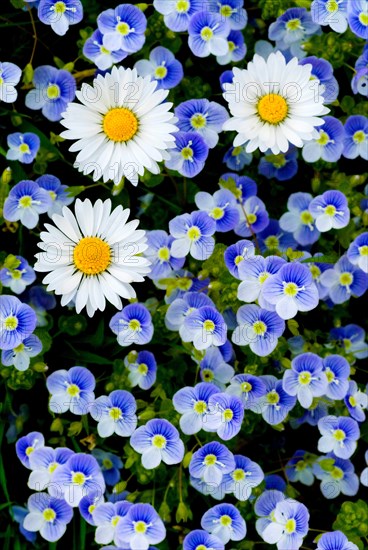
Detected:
[
  {"left": 195, "top": 189, "right": 239, "bottom": 232},
  {"left": 330, "top": 324, "right": 368, "bottom": 359},
  {"left": 1, "top": 333, "right": 42, "bottom": 371},
  {"left": 25, "top": 65, "right": 76, "bottom": 121},
  {"left": 257, "top": 219, "right": 297, "bottom": 254},
  {"left": 262, "top": 262, "right": 319, "bottom": 320},
  {"left": 175, "top": 99, "right": 229, "bottom": 149},
  {"left": 254, "top": 375, "right": 297, "bottom": 425},
  {"left": 36, "top": 174, "right": 74, "bottom": 217},
  {"left": 182, "top": 305, "right": 227, "bottom": 350},
  {"left": 46, "top": 366, "right": 96, "bottom": 415},
  {"left": 319, "top": 255, "right": 368, "bottom": 304},
  {"left": 268, "top": 8, "right": 320, "bottom": 57},
  {"left": 285, "top": 450, "right": 316, "bottom": 486},
  {"left": 38, "top": 0, "right": 83, "bottom": 36},
  {"left": 264, "top": 474, "right": 287, "bottom": 492},
  {"left": 279, "top": 192, "right": 319, "bottom": 246},
  {"left": 183, "top": 529, "right": 224, "bottom": 550},
  {"left": 199, "top": 346, "right": 234, "bottom": 388},
  {"left": 165, "top": 291, "right": 214, "bottom": 334},
  {"left": 347, "top": 232, "right": 368, "bottom": 273},
  {"left": 347, "top": 0, "right": 368, "bottom": 39},
  {"left": 220, "top": 172, "right": 257, "bottom": 204},
  {"left": 290, "top": 399, "right": 330, "bottom": 428},
  {"left": 92, "top": 500, "right": 133, "bottom": 545},
  {"left": 124, "top": 350, "right": 157, "bottom": 390},
  {"left": 92, "top": 448, "right": 123, "bottom": 486},
  {"left": 189, "top": 441, "right": 235, "bottom": 486},
  {"left": 302, "top": 116, "right": 345, "bottom": 162},
  {"left": 110, "top": 303, "right": 154, "bottom": 347},
  {"left": 217, "top": 29, "right": 247, "bottom": 65},
  {"left": 51, "top": 453, "right": 106, "bottom": 507},
  {"left": 16, "top": 431, "right": 45, "bottom": 469},
  {"left": 361, "top": 450, "right": 368, "bottom": 487},
  {"left": 83, "top": 29, "right": 127, "bottom": 71},
  {"left": 97, "top": 4, "right": 146, "bottom": 52},
  {"left": 224, "top": 239, "right": 255, "bottom": 278},
  {"left": 206, "top": 0, "right": 247, "bottom": 30},
  {"left": 0, "top": 61, "right": 21, "bottom": 103},
  {"left": 0, "top": 255, "right": 36, "bottom": 295},
  {"left": 169, "top": 210, "right": 216, "bottom": 260},
  {"left": 173, "top": 382, "right": 220, "bottom": 434},
  {"left": 352, "top": 45, "right": 368, "bottom": 96},
  {"left": 6, "top": 132, "right": 40, "bottom": 164},
  {"left": 201, "top": 503, "right": 246, "bottom": 543},
  {"left": 342, "top": 115, "right": 368, "bottom": 160},
  {"left": 232, "top": 304, "right": 285, "bottom": 357},
  {"left": 261, "top": 498, "right": 309, "bottom": 550},
  {"left": 283, "top": 352, "right": 328, "bottom": 408},
  {"left": 235, "top": 196, "right": 269, "bottom": 238},
  {"left": 258, "top": 148, "right": 298, "bottom": 181},
  {"left": 311, "top": 0, "right": 348, "bottom": 32},
  {"left": 300, "top": 56, "right": 339, "bottom": 104},
  {"left": 115, "top": 503, "right": 165, "bottom": 549},
  {"left": 313, "top": 453, "right": 359, "bottom": 498},
  {"left": 135, "top": 46, "right": 183, "bottom": 90},
  {"left": 318, "top": 415, "right": 360, "bottom": 459},
  {"left": 78, "top": 490, "right": 105, "bottom": 525},
  {"left": 153, "top": 0, "right": 203, "bottom": 32},
  {"left": 130, "top": 418, "right": 184, "bottom": 469},
  {"left": 0, "top": 295, "right": 37, "bottom": 351},
  {"left": 237, "top": 254, "right": 286, "bottom": 307},
  {"left": 12, "top": 505, "right": 37, "bottom": 543},
  {"left": 188, "top": 11, "right": 230, "bottom": 58},
  {"left": 205, "top": 392, "right": 244, "bottom": 440},
  {"left": 165, "top": 131, "right": 209, "bottom": 177},
  {"left": 344, "top": 380, "right": 367, "bottom": 422},
  {"left": 223, "top": 145, "right": 252, "bottom": 171},
  {"left": 90, "top": 390, "right": 137, "bottom": 438},
  {"left": 226, "top": 374, "right": 267, "bottom": 408},
  {"left": 255, "top": 490, "right": 286, "bottom": 538},
  {"left": 323, "top": 354, "right": 350, "bottom": 400},
  {"left": 144, "top": 230, "right": 185, "bottom": 279},
  {"left": 27, "top": 446, "right": 74, "bottom": 492},
  {"left": 221, "top": 454, "right": 264, "bottom": 501},
  {"left": 23, "top": 492, "right": 73, "bottom": 542},
  {"left": 317, "top": 531, "right": 359, "bottom": 550},
  {"left": 3, "top": 180, "right": 52, "bottom": 229}
]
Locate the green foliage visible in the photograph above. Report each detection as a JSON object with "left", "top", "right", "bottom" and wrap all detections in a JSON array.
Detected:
[{"left": 333, "top": 500, "right": 368, "bottom": 549}]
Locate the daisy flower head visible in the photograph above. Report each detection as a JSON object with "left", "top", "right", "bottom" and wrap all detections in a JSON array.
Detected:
[
  {"left": 153, "top": 0, "right": 203, "bottom": 32},
  {"left": 114, "top": 503, "right": 166, "bottom": 550},
  {"left": 6, "top": 132, "right": 40, "bottom": 164},
  {"left": 3, "top": 180, "right": 52, "bottom": 230},
  {"left": 316, "top": 531, "right": 359, "bottom": 550},
  {"left": 189, "top": 441, "right": 235, "bottom": 486},
  {"left": 0, "top": 255, "right": 36, "bottom": 295},
  {"left": 347, "top": 0, "right": 368, "bottom": 38},
  {"left": 134, "top": 46, "right": 184, "bottom": 90},
  {"left": 25, "top": 65, "right": 76, "bottom": 122},
  {"left": 183, "top": 529, "right": 224, "bottom": 550},
  {"left": 38, "top": 0, "right": 83, "bottom": 36},
  {"left": 319, "top": 255, "right": 368, "bottom": 304},
  {"left": 169, "top": 211, "right": 216, "bottom": 261},
  {"left": 224, "top": 239, "right": 255, "bottom": 278},
  {"left": 302, "top": 116, "right": 345, "bottom": 163},
  {"left": 124, "top": 349, "right": 157, "bottom": 390},
  {"left": 195, "top": 189, "right": 239, "bottom": 232},
  {"left": 188, "top": 11, "right": 230, "bottom": 58},
  {"left": 317, "top": 415, "right": 360, "bottom": 459},
  {"left": 46, "top": 366, "right": 95, "bottom": 415},
  {"left": 222, "top": 52, "right": 329, "bottom": 155},
  {"left": 226, "top": 373, "right": 267, "bottom": 409},
  {"left": 311, "top": 0, "right": 348, "bottom": 33},
  {"left": 34, "top": 198, "right": 150, "bottom": 318},
  {"left": 0, "top": 295, "right": 37, "bottom": 351},
  {"left": 23, "top": 492, "right": 73, "bottom": 542},
  {"left": 83, "top": 29, "right": 128, "bottom": 72},
  {"left": 309, "top": 190, "right": 350, "bottom": 232},
  {"left": 282, "top": 352, "right": 328, "bottom": 408},
  {"left": 16, "top": 431, "right": 45, "bottom": 469},
  {"left": 204, "top": 392, "right": 244, "bottom": 440},
  {"left": 221, "top": 454, "right": 264, "bottom": 501},
  {"left": 1, "top": 334, "right": 42, "bottom": 372},
  {"left": 60, "top": 67, "right": 178, "bottom": 186},
  {"left": 165, "top": 131, "right": 209, "bottom": 177},
  {"left": 201, "top": 502, "right": 246, "bottom": 544},
  {"left": 27, "top": 446, "right": 74, "bottom": 492},
  {"left": 36, "top": 174, "right": 74, "bottom": 218},
  {"left": 175, "top": 99, "right": 229, "bottom": 149},
  {"left": 261, "top": 498, "right": 309, "bottom": 550},
  {"left": 347, "top": 232, "right": 368, "bottom": 273},
  {"left": 97, "top": 4, "right": 146, "bottom": 53},
  {"left": 313, "top": 453, "right": 359, "bottom": 499},
  {"left": 0, "top": 61, "right": 22, "bottom": 103},
  {"left": 110, "top": 304, "right": 153, "bottom": 347},
  {"left": 342, "top": 115, "right": 368, "bottom": 160},
  {"left": 130, "top": 418, "right": 184, "bottom": 469},
  {"left": 90, "top": 390, "right": 137, "bottom": 438},
  {"left": 172, "top": 382, "right": 220, "bottom": 435}
]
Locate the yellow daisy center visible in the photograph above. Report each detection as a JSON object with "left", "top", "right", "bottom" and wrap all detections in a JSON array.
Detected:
[
  {"left": 285, "top": 518, "right": 296, "bottom": 534},
  {"left": 157, "top": 246, "right": 170, "bottom": 261},
  {"left": 300, "top": 210, "right": 314, "bottom": 225},
  {"left": 193, "top": 400, "right": 207, "bottom": 414},
  {"left": 253, "top": 320, "right": 267, "bottom": 335},
  {"left": 109, "top": 407, "right": 122, "bottom": 421},
  {"left": 19, "top": 195, "right": 32, "bottom": 208},
  {"left": 138, "top": 363, "right": 148, "bottom": 375},
  {"left": 359, "top": 13, "right": 368, "bottom": 26},
  {"left": 46, "top": 84, "right": 60, "bottom": 100},
  {"left": 203, "top": 319, "right": 215, "bottom": 332},
  {"left": 176, "top": 0, "right": 190, "bottom": 13},
  {"left": 67, "top": 384, "right": 80, "bottom": 397},
  {"left": 204, "top": 454, "right": 217, "bottom": 466},
  {"left": 43, "top": 508, "right": 56, "bottom": 522},
  {"left": 232, "top": 468, "right": 245, "bottom": 481},
  {"left": 155, "top": 65, "right": 167, "bottom": 79},
  {"left": 4, "top": 315, "right": 18, "bottom": 331},
  {"left": 339, "top": 272, "right": 353, "bottom": 286},
  {"left": 152, "top": 434, "right": 166, "bottom": 448},
  {"left": 134, "top": 520, "right": 148, "bottom": 533},
  {"left": 220, "top": 514, "right": 232, "bottom": 526},
  {"left": 103, "top": 108, "right": 138, "bottom": 142},
  {"left": 191, "top": 113, "right": 207, "bottom": 129},
  {"left": 298, "top": 371, "right": 311, "bottom": 385},
  {"left": 223, "top": 408, "right": 233, "bottom": 422},
  {"left": 72, "top": 472, "right": 86, "bottom": 485},
  {"left": 201, "top": 26, "right": 213, "bottom": 41},
  {"left": 202, "top": 368, "right": 214, "bottom": 382},
  {"left": 73, "top": 236, "right": 111, "bottom": 275},
  {"left": 257, "top": 94, "right": 288, "bottom": 124},
  {"left": 284, "top": 282, "right": 298, "bottom": 296},
  {"left": 331, "top": 466, "right": 344, "bottom": 479},
  {"left": 333, "top": 429, "right": 346, "bottom": 442}
]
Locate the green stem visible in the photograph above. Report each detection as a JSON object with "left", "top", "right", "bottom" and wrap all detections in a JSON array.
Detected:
[
  {"left": 26, "top": 3, "right": 38, "bottom": 66},
  {"left": 80, "top": 516, "right": 86, "bottom": 550}
]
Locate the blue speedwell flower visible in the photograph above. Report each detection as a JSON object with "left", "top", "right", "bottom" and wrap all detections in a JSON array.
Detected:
[
  {"left": 282, "top": 352, "right": 328, "bottom": 408},
  {"left": 6, "top": 132, "right": 40, "bottom": 164},
  {"left": 256, "top": 219, "right": 297, "bottom": 255},
  {"left": 279, "top": 192, "right": 319, "bottom": 246},
  {"left": 188, "top": 11, "right": 230, "bottom": 58},
  {"left": 352, "top": 45, "right": 368, "bottom": 97},
  {"left": 46, "top": 366, "right": 96, "bottom": 415},
  {"left": 183, "top": 529, "right": 224, "bottom": 550},
  {"left": 173, "top": 382, "right": 219, "bottom": 435},
  {"left": 224, "top": 239, "right": 255, "bottom": 279},
  {"left": 347, "top": 0, "right": 368, "bottom": 39},
  {"left": 258, "top": 149, "right": 298, "bottom": 182},
  {"left": 124, "top": 350, "right": 157, "bottom": 390},
  {"left": 344, "top": 380, "right": 368, "bottom": 422},
  {"left": 221, "top": 454, "right": 264, "bottom": 501},
  {"left": 38, "top": 0, "right": 83, "bottom": 36},
  {"left": 97, "top": 4, "right": 147, "bottom": 53},
  {"left": 220, "top": 172, "right": 257, "bottom": 204},
  {"left": 182, "top": 306, "right": 227, "bottom": 350},
  {"left": 300, "top": 56, "right": 339, "bottom": 104},
  {"left": 285, "top": 450, "right": 316, "bottom": 486},
  {"left": 302, "top": 116, "right": 345, "bottom": 162},
  {"left": 0, "top": 61, "right": 21, "bottom": 103},
  {"left": 237, "top": 254, "right": 286, "bottom": 307},
  {"left": 12, "top": 505, "right": 37, "bottom": 544},
  {"left": 232, "top": 304, "right": 285, "bottom": 357},
  {"left": 201, "top": 503, "right": 246, "bottom": 544},
  {"left": 16, "top": 431, "right": 45, "bottom": 469},
  {"left": 226, "top": 374, "right": 267, "bottom": 409},
  {"left": 78, "top": 490, "right": 104, "bottom": 526},
  {"left": 316, "top": 531, "right": 359, "bottom": 550},
  {"left": 130, "top": 418, "right": 184, "bottom": 469},
  {"left": 1, "top": 334, "right": 42, "bottom": 372},
  {"left": 223, "top": 145, "right": 252, "bottom": 171},
  {"left": 235, "top": 197, "right": 269, "bottom": 238},
  {"left": 90, "top": 390, "right": 138, "bottom": 438},
  {"left": 110, "top": 304, "right": 154, "bottom": 347},
  {"left": 361, "top": 450, "right": 368, "bottom": 487},
  {"left": 3, "top": 180, "right": 52, "bottom": 229},
  {"left": 313, "top": 453, "right": 359, "bottom": 499},
  {"left": 309, "top": 190, "right": 350, "bottom": 232},
  {"left": 0, "top": 255, "right": 36, "bottom": 295},
  {"left": 319, "top": 255, "right": 368, "bottom": 304},
  {"left": 254, "top": 375, "right": 297, "bottom": 425},
  {"left": 25, "top": 65, "right": 76, "bottom": 121},
  {"left": 347, "top": 232, "right": 368, "bottom": 273},
  {"left": 135, "top": 46, "right": 183, "bottom": 90},
  {"left": 262, "top": 262, "right": 319, "bottom": 320},
  {"left": 153, "top": 0, "right": 203, "bottom": 32},
  {"left": 36, "top": 174, "right": 74, "bottom": 217},
  {"left": 144, "top": 230, "right": 185, "bottom": 279},
  {"left": 169, "top": 211, "right": 216, "bottom": 261},
  {"left": 318, "top": 415, "right": 360, "bottom": 459},
  {"left": 205, "top": 393, "right": 244, "bottom": 440},
  {"left": 92, "top": 500, "right": 132, "bottom": 546},
  {"left": 165, "top": 131, "right": 209, "bottom": 177},
  {"left": 175, "top": 99, "right": 229, "bottom": 149},
  {"left": 217, "top": 29, "right": 247, "bottom": 65},
  {"left": 92, "top": 448, "right": 123, "bottom": 486},
  {"left": 51, "top": 453, "right": 106, "bottom": 507},
  {"left": 255, "top": 490, "right": 285, "bottom": 537},
  {"left": 0, "top": 295, "right": 37, "bottom": 351},
  {"left": 165, "top": 291, "right": 214, "bottom": 333},
  {"left": 261, "top": 498, "right": 309, "bottom": 550},
  {"left": 83, "top": 29, "right": 127, "bottom": 71},
  {"left": 268, "top": 7, "right": 320, "bottom": 57},
  {"left": 342, "top": 115, "right": 368, "bottom": 160},
  {"left": 323, "top": 354, "right": 350, "bottom": 400},
  {"left": 114, "top": 503, "right": 166, "bottom": 550},
  {"left": 27, "top": 446, "right": 74, "bottom": 491},
  {"left": 311, "top": 0, "right": 348, "bottom": 33},
  {"left": 189, "top": 441, "right": 235, "bottom": 486},
  {"left": 23, "top": 492, "right": 73, "bottom": 542},
  {"left": 330, "top": 324, "right": 368, "bottom": 359},
  {"left": 199, "top": 346, "right": 234, "bottom": 388},
  {"left": 206, "top": 0, "right": 248, "bottom": 30},
  {"left": 195, "top": 189, "right": 239, "bottom": 232}
]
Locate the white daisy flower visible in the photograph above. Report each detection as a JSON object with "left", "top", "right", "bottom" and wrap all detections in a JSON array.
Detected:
[
  {"left": 222, "top": 51, "right": 330, "bottom": 155},
  {"left": 60, "top": 67, "right": 178, "bottom": 186},
  {"left": 34, "top": 198, "right": 151, "bottom": 318}
]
